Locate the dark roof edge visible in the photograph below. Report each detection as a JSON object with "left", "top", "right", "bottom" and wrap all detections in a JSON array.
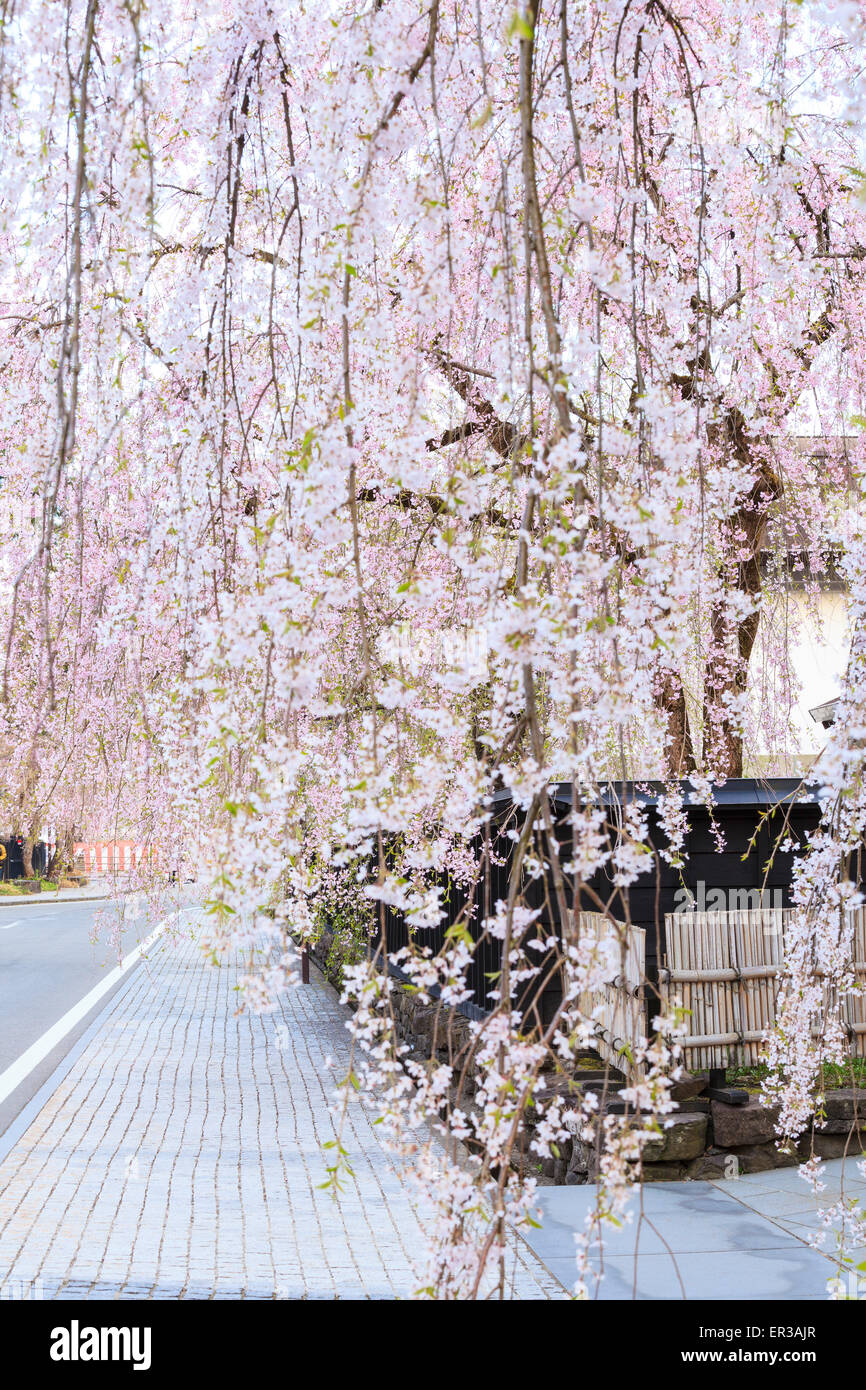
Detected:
[{"left": 491, "top": 777, "right": 821, "bottom": 810}]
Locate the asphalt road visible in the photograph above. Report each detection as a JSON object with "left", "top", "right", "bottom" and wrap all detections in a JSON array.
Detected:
[{"left": 0, "top": 898, "right": 167, "bottom": 1139}]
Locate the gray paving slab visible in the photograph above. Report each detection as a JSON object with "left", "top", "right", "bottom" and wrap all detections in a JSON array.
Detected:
[
  {"left": 566, "top": 1247, "right": 834, "bottom": 1301},
  {"left": 530, "top": 1183, "right": 805, "bottom": 1258},
  {"left": 521, "top": 1175, "right": 852, "bottom": 1299},
  {"left": 717, "top": 1163, "right": 866, "bottom": 1195},
  {"left": 713, "top": 1160, "right": 866, "bottom": 1282}
]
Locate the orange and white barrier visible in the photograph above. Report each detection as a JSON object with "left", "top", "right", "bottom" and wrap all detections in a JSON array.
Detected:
[{"left": 72, "top": 841, "right": 161, "bottom": 874}]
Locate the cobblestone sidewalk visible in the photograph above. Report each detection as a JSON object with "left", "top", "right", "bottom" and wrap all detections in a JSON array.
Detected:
[{"left": 0, "top": 920, "right": 563, "bottom": 1300}]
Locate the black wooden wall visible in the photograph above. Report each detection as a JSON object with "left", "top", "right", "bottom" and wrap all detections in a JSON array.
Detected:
[{"left": 377, "top": 780, "right": 825, "bottom": 1025}]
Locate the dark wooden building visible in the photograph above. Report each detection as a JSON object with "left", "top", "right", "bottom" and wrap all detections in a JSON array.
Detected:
[{"left": 378, "top": 779, "right": 823, "bottom": 1023}]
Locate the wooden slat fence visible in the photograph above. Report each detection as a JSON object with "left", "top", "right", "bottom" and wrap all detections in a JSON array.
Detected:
[
  {"left": 660, "top": 906, "right": 866, "bottom": 1068},
  {"left": 841, "top": 905, "right": 866, "bottom": 1059},
  {"left": 576, "top": 911, "right": 646, "bottom": 1074}
]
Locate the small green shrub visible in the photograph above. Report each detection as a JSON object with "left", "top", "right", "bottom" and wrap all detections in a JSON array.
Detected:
[
  {"left": 728, "top": 1058, "right": 866, "bottom": 1091},
  {"left": 324, "top": 922, "right": 369, "bottom": 992},
  {"left": 313, "top": 866, "right": 374, "bottom": 992}
]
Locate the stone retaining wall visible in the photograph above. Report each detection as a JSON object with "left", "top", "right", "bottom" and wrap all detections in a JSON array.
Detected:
[
  {"left": 313, "top": 951, "right": 866, "bottom": 1186},
  {"left": 564, "top": 1087, "right": 866, "bottom": 1185}
]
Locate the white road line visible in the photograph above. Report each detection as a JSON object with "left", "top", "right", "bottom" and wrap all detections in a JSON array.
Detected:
[
  {"left": 0, "top": 912, "right": 176, "bottom": 1107},
  {"left": 0, "top": 913, "right": 59, "bottom": 924}
]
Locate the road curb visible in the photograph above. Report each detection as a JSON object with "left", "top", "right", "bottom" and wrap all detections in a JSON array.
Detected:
[
  {"left": 0, "top": 891, "right": 123, "bottom": 908},
  {"left": 0, "top": 931, "right": 169, "bottom": 1166},
  {"left": 0, "top": 909, "right": 179, "bottom": 1138}
]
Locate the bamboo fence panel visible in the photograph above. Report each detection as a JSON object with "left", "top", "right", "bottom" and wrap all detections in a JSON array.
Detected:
[
  {"left": 575, "top": 911, "right": 646, "bottom": 1074},
  {"left": 661, "top": 906, "right": 866, "bottom": 1067},
  {"left": 661, "top": 907, "right": 787, "bottom": 1069},
  {"left": 843, "top": 906, "right": 866, "bottom": 1058}
]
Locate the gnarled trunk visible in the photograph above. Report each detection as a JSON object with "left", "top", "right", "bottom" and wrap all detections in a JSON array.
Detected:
[
  {"left": 656, "top": 671, "right": 697, "bottom": 776},
  {"left": 47, "top": 825, "right": 76, "bottom": 883},
  {"left": 21, "top": 834, "right": 35, "bottom": 878},
  {"left": 701, "top": 420, "right": 778, "bottom": 778}
]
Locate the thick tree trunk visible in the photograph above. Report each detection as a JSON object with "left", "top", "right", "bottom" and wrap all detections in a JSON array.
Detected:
[
  {"left": 656, "top": 672, "right": 696, "bottom": 776},
  {"left": 702, "top": 566, "right": 762, "bottom": 778},
  {"left": 701, "top": 526, "right": 776, "bottom": 776},
  {"left": 15, "top": 749, "right": 41, "bottom": 878},
  {"left": 21, "top": 834, "right": 35, "bottom": 878},
  {"left": 47, "top": 826, "right": 75, "bottom": 883},
  {"left": 700, "top": 412, "right": 779, "bottom": 779}
]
